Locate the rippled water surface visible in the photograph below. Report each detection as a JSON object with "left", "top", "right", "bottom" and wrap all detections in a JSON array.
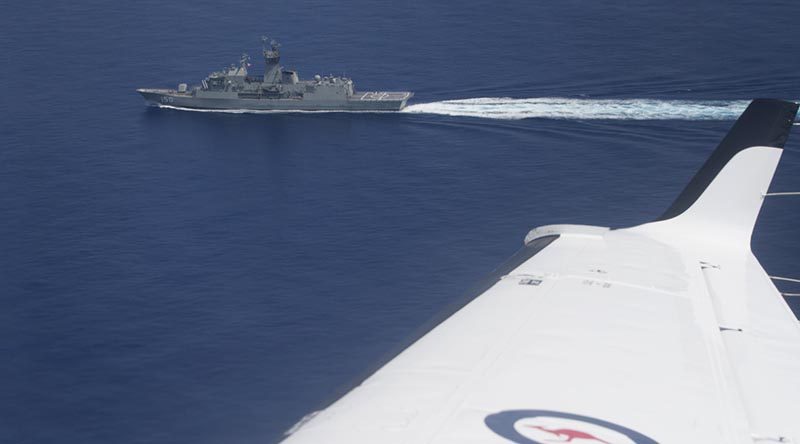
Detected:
[{"left": 3, "top": 1, "right": 800, "bottom": 443}]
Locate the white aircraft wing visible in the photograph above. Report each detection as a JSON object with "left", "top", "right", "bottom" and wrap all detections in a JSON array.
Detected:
[{"left": 281, "top": 99, "right": 800, "bottom": 444}]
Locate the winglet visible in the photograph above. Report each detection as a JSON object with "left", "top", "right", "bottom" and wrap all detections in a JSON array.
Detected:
[{"left": 637, "top": 99, "right": 798, "bottom": 247}]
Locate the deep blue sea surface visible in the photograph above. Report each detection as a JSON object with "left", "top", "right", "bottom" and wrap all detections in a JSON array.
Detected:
[{"left": 3, "top": 1, "right": 800, "bottom": 443}]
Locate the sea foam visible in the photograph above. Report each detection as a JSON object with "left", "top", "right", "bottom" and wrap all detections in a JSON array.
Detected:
[
  {"left": 155, "top": 98, "right": 761, "bottom": 121},
  {"left": 402, "top": 97, "right": 752, "bottom": 120}
]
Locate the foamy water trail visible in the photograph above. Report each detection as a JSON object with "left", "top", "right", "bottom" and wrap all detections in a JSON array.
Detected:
[
  {"left": 156, "top": 98, "right": 765, "bottom": 121},
  {"left": 401, "top": 97, "right": 751, "bottom": 120}
]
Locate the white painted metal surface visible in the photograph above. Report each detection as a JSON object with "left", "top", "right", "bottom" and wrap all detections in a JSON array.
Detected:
[{"left": 280, "top": 100, "right": 800, "bottom": 444}]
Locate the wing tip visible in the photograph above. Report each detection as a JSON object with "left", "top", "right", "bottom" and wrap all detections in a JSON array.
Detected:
[{"left": 656, "top": 98, "right": 798, "bottom": 222}]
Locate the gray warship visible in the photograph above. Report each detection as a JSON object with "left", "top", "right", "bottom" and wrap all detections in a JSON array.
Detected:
[{"left": 137, "top": 37, "right": 413, "bottom": 111}]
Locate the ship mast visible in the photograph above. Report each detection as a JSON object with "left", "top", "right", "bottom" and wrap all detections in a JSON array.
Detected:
[
  {"left": 239, "top": 53, "right": 250, "bottom": 75},
  {"left": 262, "top": 36, "right": 282, "bottom": 84}
]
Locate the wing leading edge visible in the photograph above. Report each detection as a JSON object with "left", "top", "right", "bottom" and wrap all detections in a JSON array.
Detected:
[{"left": 280, "top": 99, "right": 800, "bottom": 444}]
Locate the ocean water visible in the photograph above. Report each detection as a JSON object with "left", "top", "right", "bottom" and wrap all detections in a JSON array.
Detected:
[{"left": 2, "top": 1, "right": 800, "bottom": 443}]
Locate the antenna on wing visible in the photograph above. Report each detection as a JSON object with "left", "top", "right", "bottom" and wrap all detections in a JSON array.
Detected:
[
  {"left": 770, "top": 276, "right": 800, "bottom": 297},
  {"left": 764, "top": 194, "right": 800, "bottom": 297},
  {"left": 763, "top": 191, "right": 800, "bottom": 197}
]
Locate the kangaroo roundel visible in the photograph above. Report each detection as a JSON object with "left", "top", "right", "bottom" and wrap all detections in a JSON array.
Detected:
[{"left": 485, "top": 410, "right": 657, "bottom": 444}]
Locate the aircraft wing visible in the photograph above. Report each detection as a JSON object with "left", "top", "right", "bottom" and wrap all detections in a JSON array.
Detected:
[{"left": 280, "top": 99, "right": 800, "bottom": 444}]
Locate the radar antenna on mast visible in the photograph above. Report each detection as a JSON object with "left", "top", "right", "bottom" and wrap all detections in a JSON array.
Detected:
[
  {"left": 261, "top": 35, "right": 281, "bottom": 56},
  {"left": 262, "top": 35, "right": 281, "bottom": 51}
]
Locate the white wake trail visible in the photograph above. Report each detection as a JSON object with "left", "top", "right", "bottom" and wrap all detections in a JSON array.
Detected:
[{"left": 401, "top": 97, "right": 751, "bottom": 120}]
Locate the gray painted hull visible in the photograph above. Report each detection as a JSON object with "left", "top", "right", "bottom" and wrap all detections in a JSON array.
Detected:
[{"left": 138, "top": 89, "right": 412, "bottom": 111}]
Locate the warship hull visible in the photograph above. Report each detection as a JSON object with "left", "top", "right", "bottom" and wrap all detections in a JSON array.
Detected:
[{"left": 138, "top": 89, "right": 413, "bottom": 112}]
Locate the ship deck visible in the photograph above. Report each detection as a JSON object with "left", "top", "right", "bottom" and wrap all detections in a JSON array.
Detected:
[
  {"left": 137, "top": 88, "right": 190, "bottom": 95},
  {"left": 352, "top": 91, "right": 413, "bottom": 102}
]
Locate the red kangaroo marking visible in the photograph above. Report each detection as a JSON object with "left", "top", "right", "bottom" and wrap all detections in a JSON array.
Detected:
[{"left": 526, "top": 425, "right": 613, "bottom": 444}]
